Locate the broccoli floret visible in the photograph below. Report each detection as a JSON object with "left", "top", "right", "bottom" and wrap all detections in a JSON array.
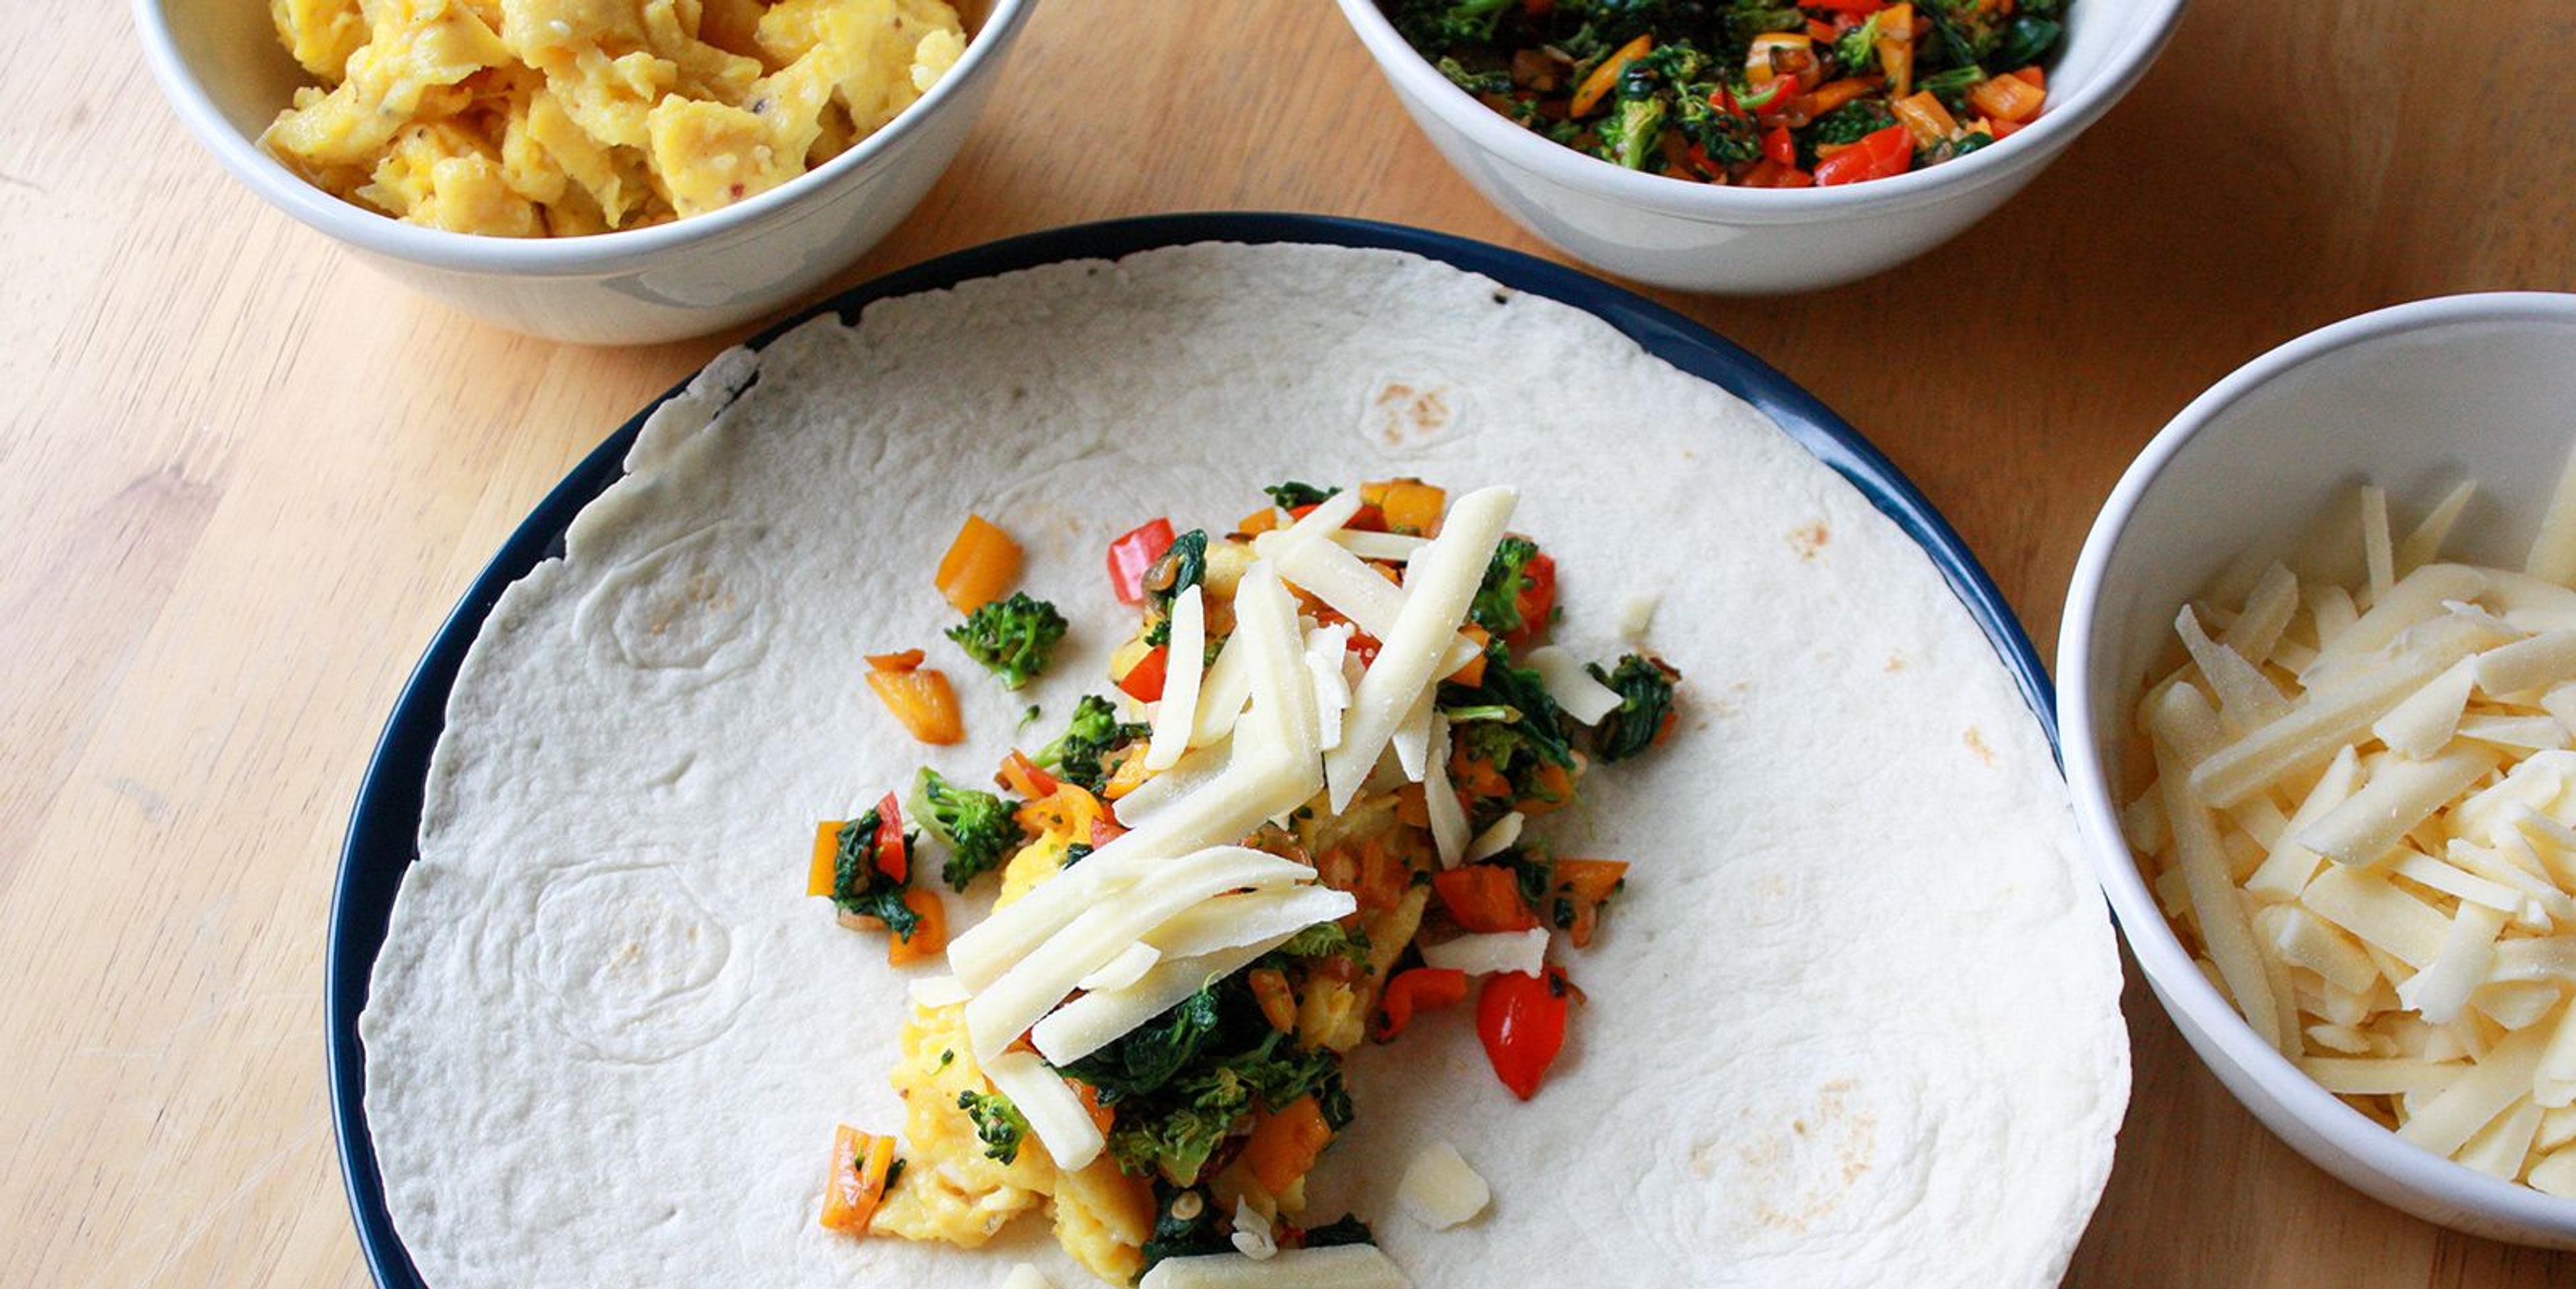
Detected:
[
  {"left": 945, "top": 592, "right": 1067, "bottom": 690},
  {"left": 956, "top": 1090, "right": 1029, "bottom": 1164},
  {"left": 1596, "top": 95, "right": 1669, "bottom": 170},
  {"left": 1587, "top": 653, "right": 1682, "bottom": 762},
  {"left": 1833, "top": 11, "right": 1886, "bottom": 75},
  {"left": 1436, "top": 56, "right": 1513, "bottom": 97},
  {"left": 1036, "top": 694, "right": 1150, "bottom": 793},
  {"left": 1276, "top": 922, "right": 1369, "bottom": 966},
  {"left": 1263, "top": 482, "right": 1342, "bottom": 510},
  {"left": 1469, "top": 537, "right": 1544, "bottom": 640},
  {"left": 823, "top": 805, "right": 921, "bottom": 940},
  {"left": 1810, "top": 99, "right": 1898, "bottom": 146},
  {"left": 911, "top": 767, "right": 1025, "bottom": 891}
]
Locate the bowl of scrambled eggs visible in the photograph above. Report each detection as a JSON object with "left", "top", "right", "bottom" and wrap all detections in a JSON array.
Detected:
[{"left": 136, "top": 0, "right": 1034, "bottom": 343}]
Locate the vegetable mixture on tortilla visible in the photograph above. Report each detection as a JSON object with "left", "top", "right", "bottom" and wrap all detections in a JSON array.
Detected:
[{"left": 811, "top": 480, "right": 1684, "bottom": 1284}]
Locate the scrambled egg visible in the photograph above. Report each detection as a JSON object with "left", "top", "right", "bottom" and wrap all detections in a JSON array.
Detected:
[
  {"left": 869, "top": 797, "right": 1152, "bottom": 1283},
  {"left": 873, "top": 1005, "right": 1152, "bottom": 1282},
  {"left": 260, "top": 0, "right": 966, "bottom": 235}
]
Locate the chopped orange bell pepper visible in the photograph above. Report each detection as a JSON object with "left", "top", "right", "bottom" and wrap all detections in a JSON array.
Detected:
[
  {"left": 935, "top": 515, "right": 1022, "bottom": 614},
  {"left": 1070, "top": 1078, "right": 1116, "bottom": 1134},
  {"left": 1800, "top": 75, "right": 1882, "bottom": 119},
  {"left": 866, "top": 667, "right": 963, "bottom": 744},
  {"left": 819, "top": 1126, "right": 896, "bottom": 1234},
  {"left": 1968, "top": 72, "right": 2045, "bottom": 124},
  {"left": 1875, "top": 3, "right": 1916, "bottom": 97},
  {"left": 808, "top": 821, "right": 844, "bottom": 897},
  {"left": 1432, "top": 866, "right": 1540, "bottom": 932},
  {"left": 1517, "top": 760, "right": 1576, "bottom": 814},
  {"left": 1570, "top": 34, "right": 1650, "bottom": 116},
  {"left": 1548, "top": 858, "right": 1629, "bottom": 948},
  {"left": 1375, "top": 966, "right": 1469, "bottom": 1040},
  {"left": 1362, "top": 478, "right": 1447, "bottom": 537},
  {"left": 1241, "top": 1095, "right": 1333, "bottom": 1194},
  {"left": 887, "top": 887, "right": 947, "bottom": 965},
  {"left": 1892, "top": 90, "right": 1959, "bottom": 150},
  {"left": 865, "top": 649, "right": 926, "bottom": 671},
  {"left": 1446, "top": 624, "right": 1491, "bottom": 687}
]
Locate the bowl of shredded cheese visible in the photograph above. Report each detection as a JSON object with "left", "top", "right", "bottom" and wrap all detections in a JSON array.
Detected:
[
  {"left": 136, "top": 0, "right": 1034, "bottom": 343},
  {"left": 2061, "top": 291, "right": 2576, "bottom": 1246}
]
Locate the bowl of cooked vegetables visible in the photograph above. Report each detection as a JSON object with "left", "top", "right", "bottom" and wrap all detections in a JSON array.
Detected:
[
  {"left": 134, "top": 0, "right": 1034, "bottom": 343},
  {"left": 2061, "top": 292, "right": 2576, "bottom": 1246},
  {"left": 1334, "top": 0, "right": 2186, "bottom": 293}
]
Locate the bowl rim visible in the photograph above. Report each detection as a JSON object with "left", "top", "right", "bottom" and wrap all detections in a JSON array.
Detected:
[
  {"left": 1332, "top": 0, "right": 2190, "bottom": 222},
  {"left": 129, "top": 0, "right": 1034, "bottom": 276},
  {"left": 2059, "top": 290, "right": 2576, "bottom": 1235}
]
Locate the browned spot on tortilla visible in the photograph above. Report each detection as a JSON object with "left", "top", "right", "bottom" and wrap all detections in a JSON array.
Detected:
[
  {"left": 1965, "top": 726, "right": 1996, "bottom": 766},
  {"left": 1790, "top": 521, "right": 1831, "bottom": 561},
  {"left": 1368, "top": 382, "right": 1453, "bottom": 447},
  {"left": 1885, "top": 654, "right": 1907, "bottom": 672},
  {"left": 1742, "top": 1079, "right": 1877, "bottom": 1234}
]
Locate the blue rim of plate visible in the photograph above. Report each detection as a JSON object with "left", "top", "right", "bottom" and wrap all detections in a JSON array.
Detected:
[{"left": 329, "top": 211, "right": 2056, "bottom": 1288}]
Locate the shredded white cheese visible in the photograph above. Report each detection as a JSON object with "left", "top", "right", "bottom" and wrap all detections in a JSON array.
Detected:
[
  {"left": 1525, "top": 646, "right": 1624, "bottom": 726},
  {"left": 1464, "top": 811, "right": 1524, "bottom": 863},
  {"left": 2124, "top": 472, "right": 2576, "bottom": 1192},
  {"left": 1325, "top": 487, "right": 1517, "bottom": 811},
  {"left": 1395, "top": 1139, "right": 1490, "bottom": 1229},
  {"left": 982, "top": 1050, "right": 1104, "bottom": 1172},
  {"left": 964, "top": 848, "right": 1316, "bottom": 1060},
  {"left": 1419, "top": 927, "right": 1548, "bottom": 978},
  {"left": 1144, "top": 585, "right": 1208, "bottom": 771},
  {"left": 1075, "top": 942, "right": 1163, "bottom": 993},
  {"left": 1000, "top": 1264, "right": 1055, "bottom": 1289}
]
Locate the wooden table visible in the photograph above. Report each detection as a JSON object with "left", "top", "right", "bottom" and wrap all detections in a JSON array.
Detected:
[{"left": 6, "top": 1, "right": 2573, "bottom": 1284}]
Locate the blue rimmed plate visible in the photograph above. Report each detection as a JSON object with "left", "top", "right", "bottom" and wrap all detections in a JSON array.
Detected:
[{"left": 328, "top": 212, "right": 2053, "bottom": 1288}]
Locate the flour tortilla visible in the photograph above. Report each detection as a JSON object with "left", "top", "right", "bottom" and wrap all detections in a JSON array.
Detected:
[{"left": 364, "top": 242, "right": 2128, "bottom": 1288}]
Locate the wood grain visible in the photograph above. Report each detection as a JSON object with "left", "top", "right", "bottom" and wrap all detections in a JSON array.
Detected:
[{"left": 4, "top": 0, "right": 2573, "bottom": 1284}]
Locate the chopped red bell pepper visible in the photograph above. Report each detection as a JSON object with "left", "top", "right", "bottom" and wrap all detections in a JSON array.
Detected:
[
  {"left": 1813, "top": 123, "right": 1915, "bottom": 186},
  {"left": 1739, "top": 74, "right": 1801, "bottom": 116},
  {"left": 871, "top": 791, "right": 908, "bottom": 884},
  {"left": 1432, "top": 866, "right": 1540, "bottom": 933},
  {"left": 1118, "top": 645, "right": 1171, "bottom": 704},
  {"left": 1376, "top": 966, "right": 1469, "bottom": 1040},
  {"left": 1508, "top": 553, "right": 1556, "bottom": 649},
  {"left": 1764, "top": 126, "right": 1796, "bottom": 167},
  {"left": 1477, "top": 966, "right": 1574, "bottom": 1100},
  {"left": 1106, "top": 518, "right": 1177, "bottom": 606}
]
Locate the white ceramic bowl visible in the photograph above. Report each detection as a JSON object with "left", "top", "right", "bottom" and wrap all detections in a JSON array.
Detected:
[
  {"left": 135, "top": 0, "right": 1032, "bottom": 344},
  {"left": 2061, "top": 292, "right": 2576, "bottom": 1247},
  {"left": 1334, "top": 0, "right": 2186, "bottom": 293}
]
